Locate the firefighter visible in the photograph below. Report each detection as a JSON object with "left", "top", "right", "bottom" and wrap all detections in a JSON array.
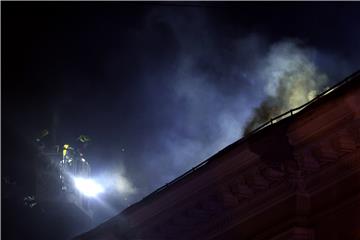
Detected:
[
  {"left": 78, "top": 135, "right": 91, "bottom": 143},
  {"left": 63, "top": 144, "right": 75, "bottom": 163},
  {"left": 76, "top": 134, "right": 91, "bottom": 155}
]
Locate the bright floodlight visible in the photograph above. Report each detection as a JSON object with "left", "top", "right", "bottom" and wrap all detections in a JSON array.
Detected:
[{"left": 74, "top": 177, "right": 104, "bottom": 197}]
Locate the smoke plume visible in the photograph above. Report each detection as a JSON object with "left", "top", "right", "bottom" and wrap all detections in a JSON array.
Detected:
[
  {"left": 33, "top": 7, "right": 355, "bottom": 223},
  {"left": 106, "top": 9, "right": 348, "bottom": 206},
  {"left": 244, "top": 41, "right": 328, "bottom": 134}
]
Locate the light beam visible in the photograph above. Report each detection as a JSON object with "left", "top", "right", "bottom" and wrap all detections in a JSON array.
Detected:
[{"left": 73, "top": 177, "right": 104, "bottom": 197}]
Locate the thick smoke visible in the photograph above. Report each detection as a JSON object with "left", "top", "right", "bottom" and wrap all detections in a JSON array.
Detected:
[
  {"left": 121, "top": 9, "right": 335, "bottom": 199},
  {"left": 244, "top": 41, "right": 328, "bottom": 133},
  {"left": 81, "top": 7, "right": 353, "bottom": 222},
  {"left": 4, "top": 4, "right": 360, "bottom": 235}
]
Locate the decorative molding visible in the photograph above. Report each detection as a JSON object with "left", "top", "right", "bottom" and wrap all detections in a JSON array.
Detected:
[
  {"left": 81, "top": 77, "right": 360, "bottom": 240},
  {"left": 269, "top": 227, "right": 314, "bottom": 240}
]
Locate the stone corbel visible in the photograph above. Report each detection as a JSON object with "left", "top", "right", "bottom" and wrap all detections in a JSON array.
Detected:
[
  {"left": 312, "top": 140, "right": 338, "bottom": 163},
  {"left": 295, "top": 150, "right": 320, "bottom": 173},
  {"left": 331, "top": 128, "right": 357, "bottom": 154},
  {"left": 250, "top": 167, "right": 270, "bottom": 190},
  {"left": 229, "top": 176, "right": 254, "bottom": 201},
  {"left": 215, "top": 184, "right": 239, "bottom": 209}
]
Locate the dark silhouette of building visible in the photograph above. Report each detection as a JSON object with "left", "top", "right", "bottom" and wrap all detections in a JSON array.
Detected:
[{"left": 74, "top": 71, "right": 360, "bottom": 240}]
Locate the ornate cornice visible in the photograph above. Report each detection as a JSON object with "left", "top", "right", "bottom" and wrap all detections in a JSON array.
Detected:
[{"left": 74, "top": 73, "right": 360, "bottom": 240}]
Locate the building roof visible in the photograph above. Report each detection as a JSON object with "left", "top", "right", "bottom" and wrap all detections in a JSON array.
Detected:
[
  {"left": 75, "top": 69, "right": 360, "bottom": 239},
  {"left": 123, "top": 69, "right": 360, "bottom": 214}
]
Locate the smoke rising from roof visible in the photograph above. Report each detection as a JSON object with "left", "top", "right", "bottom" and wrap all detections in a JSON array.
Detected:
[
  {"left": 4, "top": 4, "right": 360, "bottom": 228},
  {"left": 115, "top": 8, "right": 346, "bottom": 207},
  {"left": 41, "top": 8, "right": 356, "bottom": 225},
  {"left": 244, "top": 41, "right": 329, "bottom": 133}
]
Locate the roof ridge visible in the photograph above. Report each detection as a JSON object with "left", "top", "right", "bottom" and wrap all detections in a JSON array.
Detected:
[{"left": 122, "top": 69, "right": 360, "bottom": 215}]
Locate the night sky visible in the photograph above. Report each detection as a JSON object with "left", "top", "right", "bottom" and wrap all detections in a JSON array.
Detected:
[{"left": 3, "top": 1, "right": 360, "bottom": 234}]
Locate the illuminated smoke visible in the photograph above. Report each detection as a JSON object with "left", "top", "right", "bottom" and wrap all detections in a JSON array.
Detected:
[
  {"left": 92, "top": 8, "right": 352, "bottom": 216},
  {"left": 97, "top": 164, "right": 137, "bottom": 196},
  {"left": 244, "top": 41, "right": 328, "bottom": 134},
  {"left": 125, "top": 8, "right": 338, "bottom": 197}
]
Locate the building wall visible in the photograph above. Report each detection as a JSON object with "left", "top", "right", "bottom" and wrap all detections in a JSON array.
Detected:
[{"left": 75, "top": 75, "right": 360, "bottom": 240}]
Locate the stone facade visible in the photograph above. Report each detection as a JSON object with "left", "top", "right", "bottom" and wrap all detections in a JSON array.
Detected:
[{"left": 75, "top": 72, "right": 360, "bottom": 240}]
